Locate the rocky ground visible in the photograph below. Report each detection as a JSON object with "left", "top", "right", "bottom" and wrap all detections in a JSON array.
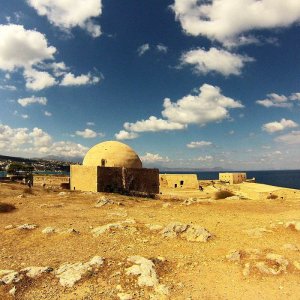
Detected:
[{"left": 0, "top": 182, "right": 300, "bottom": 300}]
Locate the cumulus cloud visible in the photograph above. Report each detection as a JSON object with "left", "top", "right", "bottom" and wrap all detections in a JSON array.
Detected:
[
  {"left": 18, "top": 96, "right": 47, "bottom": 107},
  {"left": 116, "top": 84, "right": 243, "bottom": 138},
  {"left": 124, "top": 116, "right": 186, "bottom": 132},
  {"left": 60, "top": 72, "right": 101, "bottom": 86},
  {"left": 0, "top": 84, "right": 17, "bottom": 91},
  {"left": 172, "top": 0, "right": 300, "bottom": 46},
  {"left": 256, "top": 93, "right": 291, "bottom": 108},
  {"left": 75, "top": 128, "right": 104, "bottom": 138},
  {"left": 262, "top": 118, "right": 298, "bottom": 133},
  {"left": 26, "top": 0, "right": 102, "bottom": 37},
  {"left": 44, "top": 111, "right": 52, "bottom": 117},
  {"left": 115, "top": 130, "right": 139, "bottom": 140},
  {"left": 196, "top": 155, "right": 213, "bottom": 162},
  {"left": 187, "top": 141, "right": 212, "bottom": 148},
  {"left": 181, "top": 47, "right": 254, "bottom": 76},
  {"left": 137, "top": 43, "right": 150, "bottom": 56},
  {"left": 24, "top": 68, "right": 57, "bottom": 90},
  {"left": 162, "top": 84, "right": 244, "bottom": 125},
  {"left": 140, "top": 153, "right": 170, "bottom": 163},
  {"left": 0, "top": 24, "right": 56, "bottom": 71},
  {"left": 0, "top": 123, "right": 88, "bottom": 157},
  {"left": 290, "top": 93, "right": 300, "bottom": 101},
  {"left": 86, "top": 122, "right": 95, "bottom": 126},
  {"left": 275, "top": 131, "right": 300, "bottom": 144}
]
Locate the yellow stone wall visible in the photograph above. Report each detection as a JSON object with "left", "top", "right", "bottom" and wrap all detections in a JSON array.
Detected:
[
  {"left": 219, "top": 173, "right": 247, "bottom": 184},
  {"left": 33, "top": 175, "right": 70, "bottom": 187},
  {"left": 159, "top": 174, "right": 199, "bottom": 189},
  {"left": 70, "top": 165, "right": 98, "bottom": 192}
]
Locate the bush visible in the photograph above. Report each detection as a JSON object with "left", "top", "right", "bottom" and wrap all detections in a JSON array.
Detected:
[
  {"left": 214, "top": 190, "right": 235, "bottom": 200},
  {"left": 267, "top": 194, "right": 278, "bottom": 200},
  {"left": 0, "top": 203, "right": 16, "bottom": 213}
]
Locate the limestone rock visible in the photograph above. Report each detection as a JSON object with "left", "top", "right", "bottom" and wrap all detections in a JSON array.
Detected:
[
  {"left": 42, "top": 227, "right": 56, "bottom": 234},
  {"left": 242, "top": 263, "right": 251, "bottom": 277},
  {"left": 226, "top": 250, "right": 241, "bottom": 262},
  {"left": 162, "top": 203, "right": 171, "bottom": 208},
  {"left": 91, "top": 223, "right": 123, "bottom": 237},
  {"left": 244, "top": 227, "right": 272, "bottom": 238},
  {"left": 21, "top": 266, "right": 53, "bottom": 278},
  {"left": 55, "top": 256, "right": 104, "bottom": 287},
  {"left": 17, "top": 224, "right": 37, "bottom": 230},
  {"left": 0, "top": 270, "right": 22, "bottom": 284},
  {"left": 126, "top": 256, "right": 159, "bottom": 287},
  {"left": 117, "top": 293, "right": 133, "bottom": 300},
  {"left": 146, "top": 224, "right": 163, "bottom": 231},
  {"left": 255, "top": 253, "right": 288, "bottom": 275},
  {"left": 95, "top": 196, "right": 114, "bottom": 207},
  {"left": 58, "top": 192, "right": 67, "bottom": 196},
  {"left": 17, "top": 194, "right": 25, "bottom": 198},
  {"left": 161, "top": 222, "right": 212, "bottom": 242},
  {"left": 4, "top": 225, "right": 15, "bottom": 230},
  {"left": 9, "top": 286, "right": 16, "bottom": 296}
]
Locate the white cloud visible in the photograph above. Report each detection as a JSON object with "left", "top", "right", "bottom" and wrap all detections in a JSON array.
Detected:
[
  {"left": 24, "top": 68, "right": 57, "bottom": 90},
  {"left": 181, "top": 47, "right": 254, "bottom": 76},
  {"left": 256, "top": 93, "right": 291, "bottom": 108},
  {"left": 26, "top": 0, "right": 102, "bottom": 37},
  {"left": 137, "top": 43, "right": 150, "bottom": 56},
  {"left": 172, "top": 0, "right": 300, "bottom": 46},
  {"left": 156, "top": 44, "right": 168, "bottom": 53},
  {"left": 60, "top": 72, "right": 100, "bottom": 86},
  {"left": 116, "top": 84, "right": 243, "bottom": 138},
  {"left": 275, "top": 131, "right": 300, "bottom": 144},
  {"left": 86, "top": 122, "right": 95, "bottom": 126},
  {"left": 290, "top": 93, "right": 300, "bottom": 101},
  {"left": 21, "top": 114, "right": 29, "bottom": 119},
  {"left": 187, "top": 141, "right": 212, "bottom": 148},
  {"left": 47, "top": 61, "right": 68, "bottom": 77},
  {"left": 44, "top": 111, "right": 52, "bottom": 117},
  {"left": 0, "top": 24, "right": 56, "bottom": 71},
  {"left": 18, "top": 96, "right": 48, "bottom": 107},
  {"left": 140, "top": 153, "right": 170, "bottom": 163},
  {"left": 0, "top": 123, "right": 88, "bottom": 157},
  {"left": 196, "top": 155, "right": 213, "bottom": 162},
  {"left": 115, "top": 130, "right": 139, "bottom": 140},
  {"left": 162, "top": 84, "right": 244, "bottom": 125},
  {"left": 75, "top": 128, "right": 104, "bottom": 138},
  {"left": 0, "top": 84, "right": 17, "bottom": 91},
  {"left": 262, "top": 118, "right": 298, "bottom": 133},
  {"left": 229, "top": 130, "right": 235, "bottom": 135}
]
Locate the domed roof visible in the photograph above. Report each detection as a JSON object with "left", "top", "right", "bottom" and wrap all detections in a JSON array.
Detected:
[{"left": 83, "top": 141, "right": 142, "bottom": 169}]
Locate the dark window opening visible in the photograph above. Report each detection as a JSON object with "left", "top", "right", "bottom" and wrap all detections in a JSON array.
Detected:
[
  {"left": 101, "top": 159, "right": 106, "bottom": 167},
  {"left": 180, "top": 180, "right": 184, "bottom": 185},
  {"left": 73, "top": 187, "right": 76, "bottom": 190},
  {"left": 174, "top": 184, "right": 177, "bottom": 188}
]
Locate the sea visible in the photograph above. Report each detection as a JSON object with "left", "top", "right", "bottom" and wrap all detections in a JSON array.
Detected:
[{"left": 0, "top": 170, "right": 299, "bottom": 190}]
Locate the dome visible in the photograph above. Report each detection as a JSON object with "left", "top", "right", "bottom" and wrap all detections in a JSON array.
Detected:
[{"left": 83, "top": 141, "right": 142, "bottom": 169}]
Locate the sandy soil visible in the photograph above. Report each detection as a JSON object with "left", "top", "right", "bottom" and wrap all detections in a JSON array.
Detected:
[{"left": 0, "top": 182, "right": 300, "bottom": 300}]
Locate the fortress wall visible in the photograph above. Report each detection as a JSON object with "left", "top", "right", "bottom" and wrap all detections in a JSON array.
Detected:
[
  {"left": 33, "top": 175, "right": 70, "bottom": 187},
  {"left": 219, "top": 173, "right": 247, "bottom": 184},
  {"left": 97, "top": 167, "right": 123, "bottom": 192},
  {"left": 125, "top": 168, "right": 159, "bottom": 194},
  {"left": 70, "top": 165, "right": 98, "bottom": 192},
  {"left": 159, "top": 174, "right": 199, "bottom": 189}
]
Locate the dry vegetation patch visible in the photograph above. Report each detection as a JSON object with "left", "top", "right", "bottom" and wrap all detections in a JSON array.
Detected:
[{"left": 0, "top": 202, "right": 16, "bottom": 213}]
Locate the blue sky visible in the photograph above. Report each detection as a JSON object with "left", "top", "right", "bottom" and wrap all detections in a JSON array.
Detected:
[{"left": 0, "top": 0, "right": 300, "bottom": 170}]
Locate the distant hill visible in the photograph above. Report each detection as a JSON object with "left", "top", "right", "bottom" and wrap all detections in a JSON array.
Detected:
[{"left": 0, "top": 154, "right": 37, "bottom": 163}]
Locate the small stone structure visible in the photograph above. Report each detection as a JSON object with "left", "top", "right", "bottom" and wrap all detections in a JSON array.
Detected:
[
  {"left": 159, "top": 174, "right": 199, "bottom": 189},
  {"left": 219, "top": 172, "right": 247, "bottom": 184},
  {"left": 70, "top": 141, "right": 159, "bottom": 195},
  {"left": 33, "top": 175, "right": 70, "bottom": 188}
]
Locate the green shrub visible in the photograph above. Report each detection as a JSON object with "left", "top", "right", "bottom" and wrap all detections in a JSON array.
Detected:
[
  {"left": 214, "top": 190, "right": 235, "bottom": 200},
  {"left": 0, "top": 203, "right": 16, "bottom": 213}
]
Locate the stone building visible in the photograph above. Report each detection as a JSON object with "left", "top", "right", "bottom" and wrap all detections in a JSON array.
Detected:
[
  {"left": 70, "top": 141, "right": 159, "bottom": 194},
  {"left": 219, "top": 172, "right": 247, "bottom": 184},
  {"left": 159, "top": 174, "right": 199, "bottom": 190}
]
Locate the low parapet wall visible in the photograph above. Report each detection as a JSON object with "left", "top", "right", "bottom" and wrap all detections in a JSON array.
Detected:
[{"left": 33, "top": 175, "right": 70, "bottom": 187}]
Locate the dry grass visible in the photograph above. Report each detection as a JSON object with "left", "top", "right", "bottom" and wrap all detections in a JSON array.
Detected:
[
  {"left": 214, "top": 190, "right": 235, "bottom": 200},
  {"left": 23, "top": 187, "right": 34, "bottom": 194},
  {"left": 0, "top": 202, "right": 16, "bottom": 213}
]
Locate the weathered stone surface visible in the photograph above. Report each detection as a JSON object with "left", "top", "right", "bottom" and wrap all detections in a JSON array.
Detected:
[
  {"left": 55, "top": 256, "right": 104, "bottom": 287},
  {"left": 95, "top": 196, "right": 114, "bottom": 207},
  {"left": 91, "top": 219, "right": 136, "bottom": 237},
  {"left": 244, "top": 227, "right": 272, "bottom": 238},
  {"left": 242, "top": 263, "right": 251, "bottom": 277},
  {"left": 146, "top": 224, "right": 163, "bottom": 231},
  {"left": 4, "top": 225, "right": 15, "bottom": 230},
  {"left": 9, "top": 286, "right": 16, "bottom": 296},
  {"left": 17, "top": 194, "right": 25, "bottom": 198},
  {"left": 21, "top": 266, "right": 53, "bottom": 278},
  {"left": 255, "top": 253, "right": 288, "bottom": 275},
  {"left": 161, "top": 222, "right": 212, "bottom": 242},
  {"left": 0, "top": 270, "right": 22, "bottom": 284},
  {"left": 226, "top": 250, "right": 241, "bottom": 262},
  {"left": 58, "top": 192, "right": 67, "bottom": 196},
  {"left": 117, "top": 292, "right": 133, "bottom": 300},
  {"left": 17, "top": 224, "right": 38, "bottom": 230},
  {"left": 42, "top": 227, "right": 56, "bottom": 234},
  {"left": 224, "top": 196, "right": 240, "bottom": 201},
  {"left": 293, "top": 261, "right": 300, "bottom": 270},
  {"left": 126, "top": 256, "right": 159, "bottom": 287}
]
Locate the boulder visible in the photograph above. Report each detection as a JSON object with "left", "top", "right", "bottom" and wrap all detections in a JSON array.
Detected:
[
  {"left": 226, "top": 250, "right": 241, "bottom": 262},
  {"left": 21, "top": 266, "right": 53, "bottom": 278},
  {"left": 17, "top": 224, "right": 38, "bottom": 230}
]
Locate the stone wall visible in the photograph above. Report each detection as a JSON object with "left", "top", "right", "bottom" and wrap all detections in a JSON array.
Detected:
[
  {"left": 33, "top": 175, "right": 70, "bottom": 187},
  {"left": 159, "top": 174, "right": 199, "bottom": 190},
  {"left": 70, "top": 165, "right": 98, "bottom": 192},
  {"left": 219, "top": 173, "right": 247, "bottom": 184}
]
